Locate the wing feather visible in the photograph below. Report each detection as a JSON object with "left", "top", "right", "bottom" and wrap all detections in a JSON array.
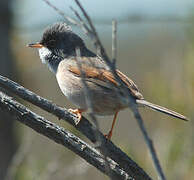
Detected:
[{"left": 67, "top": 58, "right": 143, "bottom": 99}]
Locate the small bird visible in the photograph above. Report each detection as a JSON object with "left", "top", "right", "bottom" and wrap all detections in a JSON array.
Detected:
[{"left": 28, "top": 22, "right": 188, "bottom": 139}]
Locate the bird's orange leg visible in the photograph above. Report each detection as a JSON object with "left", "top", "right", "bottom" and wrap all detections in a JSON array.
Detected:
[
  {"left": 105, "top": 111, "right": 119, "bottom": 140},
  {"left": 68, "top": 108, "right": 85, "bottom": 124}
]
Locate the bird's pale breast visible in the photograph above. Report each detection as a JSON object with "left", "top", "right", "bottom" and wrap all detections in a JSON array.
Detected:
[{"left": 56, "top": 60, "right": 127, "bottom": 115}]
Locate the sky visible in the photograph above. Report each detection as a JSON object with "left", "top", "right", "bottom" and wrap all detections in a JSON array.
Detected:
[{"left": 13, "top": 0, "right": 194, "bottom": 29}]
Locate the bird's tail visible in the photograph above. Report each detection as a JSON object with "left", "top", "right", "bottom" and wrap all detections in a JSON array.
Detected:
[{"left": 136, "top": 99, "right": 188, "bottom": 121}]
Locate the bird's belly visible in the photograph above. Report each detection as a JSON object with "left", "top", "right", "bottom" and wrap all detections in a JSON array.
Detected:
[
  {"left": 56, "top": 73, "right": 87, "bottom": 108},
  {"left": 56, "top": 71, "right": 127, "bottom": 115}
]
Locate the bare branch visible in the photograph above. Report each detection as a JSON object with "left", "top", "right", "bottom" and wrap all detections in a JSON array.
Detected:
[
  {"left": 0, "top": 91, "right": 131, "bottom": 180},
  {"left": 0, "top": 75, "right": 151, "bottom": 179}
]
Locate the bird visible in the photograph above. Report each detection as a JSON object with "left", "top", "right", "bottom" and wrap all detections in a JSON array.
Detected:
[{"left": 28, "top": 22, "right": 188, "bottom": 140}]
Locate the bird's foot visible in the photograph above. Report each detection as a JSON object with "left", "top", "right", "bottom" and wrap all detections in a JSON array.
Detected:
[
  {"left": 68, "top": 108, "right": 84, "bottom": 125},
  {"left": 104, "top": 131, "right": 112, "bottom": 140}
]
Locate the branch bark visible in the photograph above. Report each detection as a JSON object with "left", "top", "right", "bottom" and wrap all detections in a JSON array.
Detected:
[
  {"left": 0, "top": 91, "right": 133, "bottom": 180},
  {"left": 0, "top": 75, "right": 152, "bottom": 179}
]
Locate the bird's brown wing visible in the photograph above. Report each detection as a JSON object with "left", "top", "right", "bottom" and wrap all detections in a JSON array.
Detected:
[{"left": 68, "top": 59, "right": 143, "bottom": 99}]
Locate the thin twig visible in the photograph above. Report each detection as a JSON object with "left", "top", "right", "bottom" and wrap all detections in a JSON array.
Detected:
[
  {"left": 0, "top": 91, "right": 131, "bottom": 180},
  {"left": 75, "top": 48, "right": 96, "bottom": 120},
  {"left": 75, "top": 48, "right": 112, "bottom": 178},
  {"left": 75, "top": 48, "right": 102, "bottom": 145},
  {"left": 112, "top": 20, "right": 117, "bottom": 65},
  {"left": 73, "top": 0, "right": 110, "bottom": 64},
  {"left": 70, "top": 6, "right": 92, "bottom": 36},
  {"left": 0, "top": 75, "right": 152, "bottom": 179},
  {"left": 132, "top": 107, "right": 166, "bottom": 180}
]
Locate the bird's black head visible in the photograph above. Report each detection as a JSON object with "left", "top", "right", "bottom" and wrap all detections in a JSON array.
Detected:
[
  {"left": 28, "top": 22, "right": 95, "bottom": 73},
  {"left": 40, "top": 22, "right": 86, "bottom": 57}
]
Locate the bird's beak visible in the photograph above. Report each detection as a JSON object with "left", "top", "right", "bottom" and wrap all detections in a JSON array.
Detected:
[{"left": 27, "top": 43, "right": 44, "bottom": 48}]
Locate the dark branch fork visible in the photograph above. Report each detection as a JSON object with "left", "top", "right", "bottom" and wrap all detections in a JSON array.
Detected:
[
  {"left": 0, "top": 75, "right": 151, "bottom": 179},
  {"left": 0, "top": 91, "right": 132, "bottom": 180}
]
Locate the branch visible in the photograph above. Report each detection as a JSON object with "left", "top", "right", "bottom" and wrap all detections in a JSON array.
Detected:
[
  {"left": 0, "top": 91, "right": 133, "bottom": 180},
  {"left": 0, "top": 75, "right": 151, "bottom": 179}
]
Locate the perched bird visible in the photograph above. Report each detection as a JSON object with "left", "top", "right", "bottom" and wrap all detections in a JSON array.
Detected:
[{"left": 28, "top": 22, "right": 188, "bottom": 139}]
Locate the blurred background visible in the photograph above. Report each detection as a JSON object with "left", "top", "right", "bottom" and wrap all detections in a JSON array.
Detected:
[{"left": 1, "top": 0, "right": 194, "bottom": 179}]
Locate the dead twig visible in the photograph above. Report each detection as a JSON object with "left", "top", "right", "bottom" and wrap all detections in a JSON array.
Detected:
[{"left": 112, "top": 20, "right": 117, "bottom": 65}]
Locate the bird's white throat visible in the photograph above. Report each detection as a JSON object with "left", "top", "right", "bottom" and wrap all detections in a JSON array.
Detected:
[
  {"left": 38, "top": 47, "right": 57, "bottom": 74},
  {"left": 38, "top": 47, "right": 51, "bottom": 64}
]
